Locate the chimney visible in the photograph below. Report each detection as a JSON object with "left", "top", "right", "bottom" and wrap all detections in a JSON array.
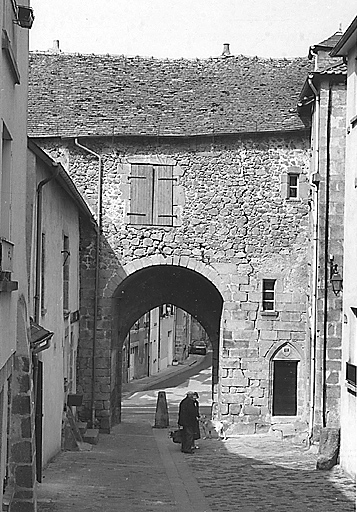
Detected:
[
  {"left": 50, "top": 40, "right": 60, "bottom": 53},
  {"left": 222, "top": 43, "right": 231, "bottom": 57}
]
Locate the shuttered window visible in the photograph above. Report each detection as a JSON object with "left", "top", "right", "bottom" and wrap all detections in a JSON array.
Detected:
[
  {"left": 128, "top": 164, "right": 174, "bottom": 226},
  {"left": 288, "top": 174, "right": 298, "bottom": 198}
]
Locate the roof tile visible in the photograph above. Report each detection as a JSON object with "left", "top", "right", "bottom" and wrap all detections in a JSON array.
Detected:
[{"left": 28, "top": 52, "right": 312, "bottom": 138}]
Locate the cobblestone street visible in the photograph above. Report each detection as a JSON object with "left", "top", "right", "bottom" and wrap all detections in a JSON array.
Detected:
[
  {"left": 37, "top": 361, "right": 356, "bottom": 511},
  {"left": 37, "top": 410, "right": 356, "bottom": 512}
]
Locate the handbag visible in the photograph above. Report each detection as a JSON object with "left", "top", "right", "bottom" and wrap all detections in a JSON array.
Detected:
[{"left": 170, "top": 429, "right": 182, "bottom": 444}]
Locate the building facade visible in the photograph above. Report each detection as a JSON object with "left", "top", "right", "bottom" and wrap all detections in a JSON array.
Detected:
[
  {"left": 0, "top": 1, "right": 36, "bottom": 510},
  {"left": 298, "top": 32, "right": 347, "bottom": 445},
  {"left": 28, "top": 50, "right": 314, "bottom": 437},
  {"left": 27, "top": 141, "right": 95, "bottom": 473},
  {"left": 330, "top": 18, "right": 357, "bottom": 479}
]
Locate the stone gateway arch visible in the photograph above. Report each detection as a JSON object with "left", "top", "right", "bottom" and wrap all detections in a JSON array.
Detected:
[{"left": 112, "top": 260, "right": 224, "bottom": 418}]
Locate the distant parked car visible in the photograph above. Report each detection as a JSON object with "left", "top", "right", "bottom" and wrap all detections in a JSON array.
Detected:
[{"left": 189, "top": 340, "right": 207, "bottom": 355}]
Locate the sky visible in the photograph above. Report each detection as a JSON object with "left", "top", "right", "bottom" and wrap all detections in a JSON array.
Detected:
[{"left": 29, "top": 0, "right": 357, "bottom": 59}]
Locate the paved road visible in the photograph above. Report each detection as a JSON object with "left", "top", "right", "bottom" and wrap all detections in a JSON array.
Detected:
[{"left": 37, "top": 359, "right": 356, "bottom": 511}]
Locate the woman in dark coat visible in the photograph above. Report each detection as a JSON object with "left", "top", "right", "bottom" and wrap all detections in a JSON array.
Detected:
[
  {"left": 192, "top": 392, "right": 201, "bottom": 449},
  {"left": 178, "top": 391, "right": 197, "bottom": 454}
]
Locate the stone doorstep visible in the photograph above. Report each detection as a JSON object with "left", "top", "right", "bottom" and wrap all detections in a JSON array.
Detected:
[
  {"left": 76, "top": 421, "right": 88, "bottom": 436},
  {"left": 2, "top": 482, "right": 14, "bottom": 512},
  {"left": 83, "top": 429, "right": 100, "bottom": 445},
  {"left": 77, "top": 441, "right": 93, "bottom": 452}
]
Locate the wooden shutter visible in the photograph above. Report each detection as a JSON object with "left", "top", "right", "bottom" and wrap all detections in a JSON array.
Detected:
[
  {"left": 128, "top": 164, "right": 153, "bottom": 225},
  {"left": 154, "top": 165, "right": 174, "bottom": 226},
  {"left": 281, "top": 173, "right": 289, "bottom": 199},
  {"left": 299, "top": 177, "right": 310, "bottom": 199}
]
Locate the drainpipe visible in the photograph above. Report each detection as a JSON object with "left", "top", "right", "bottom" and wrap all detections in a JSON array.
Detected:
[
  {"left": 308, "top": 77, "right": 320, "bottom": 441},
  {"left": 34, "top": 164, "right": 60, "bottom": 323},
  {"left": 74, "top": 139, "right": 103, "bottom": 428}
]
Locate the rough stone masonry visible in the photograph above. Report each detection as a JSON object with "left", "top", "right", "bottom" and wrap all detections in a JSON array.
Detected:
[{"left": 36, "top": 132, "right": 310, "bottom": 436}]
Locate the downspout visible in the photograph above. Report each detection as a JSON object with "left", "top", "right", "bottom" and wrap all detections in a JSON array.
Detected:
[
  {"left": 308, "top": 77, "right": 320, "bottom": 441},
  {"left": 34, "top": 164, "right": 60, "bottom": 323},
  {"left": 74, "top": 139, "right": 102, "bottom": 428}
]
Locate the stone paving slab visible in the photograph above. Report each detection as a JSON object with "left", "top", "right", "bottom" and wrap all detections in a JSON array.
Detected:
[
  {"left": 182, "top": 435, "right": 356, "bottom": 512},
  {"left": 38, "top": 418, "right": 178, "bottom": 511}
]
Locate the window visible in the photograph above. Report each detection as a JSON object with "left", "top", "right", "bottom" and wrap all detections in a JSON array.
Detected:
[
  {"left": 281, "top": 166, "right": 309, "bottom": 200},
  {"left": 288, "top": 173, "right": 298, "bottom": 199},
  {"left": 128, "top": 164, "right": 175, "bottom": 226},
  {"left": 272, "top": 361, "right": 298, "bottom": 415},
  {"left": 2, "top": 0, "right": 20, "bottom": 84},
  {"left": 62, "top": 235, "right": 69, "bottom": 311},
  {"left": 1, "top": 125, "right": 12, "bottom": 239},
  {"left": 41, "top": 233, "right": 46, "bottom": 315},
  {"left": 346, "top": 362, "right": 357, "bottom": 396},
  {"left": 262, "top": 279, "right": 276, "bottom": 311}
]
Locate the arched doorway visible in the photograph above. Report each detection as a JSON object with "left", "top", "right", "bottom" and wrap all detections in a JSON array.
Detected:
[{"left": 111, "top": 264, "right": 224, "bottom": 423}]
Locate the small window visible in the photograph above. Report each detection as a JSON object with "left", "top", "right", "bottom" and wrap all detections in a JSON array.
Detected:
[
  {"left": 62, "top": 235, "right": 69, "bottom": 311},
  {"left": 288, "top": 174, "right": 299, "bottom": 199},
  {"left": 128, "top": 164, "right": 175, "bottom": 226},
  {"left": 273, "top": 361, "right": 298, "bottom": 416},
  {"left": 2, "top": 1, "right": 20, "bottom": 84},
  {"left": 1, "top": 125, "right": 12, "bottom": 239},
  {"left": 41, "top": 233, "right": 46, "bottom": 315},
  {"left": 262, "top": 279, "right": 276, "bottom": 311},
  {"left": 346, "top": 362, "right": 357, "bottom": 396}
]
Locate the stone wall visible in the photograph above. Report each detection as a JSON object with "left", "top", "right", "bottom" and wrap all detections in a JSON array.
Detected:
[
  {"left": 314, "top": 81, "right": 346, "bottom": 431},
  {"left": 38, "top": 131, "right": 311, "bottom": 434}
]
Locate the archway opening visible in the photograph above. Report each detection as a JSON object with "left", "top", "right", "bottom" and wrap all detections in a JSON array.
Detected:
[{"left": 111, "top": 265, "right": 223, "bottom": 422}]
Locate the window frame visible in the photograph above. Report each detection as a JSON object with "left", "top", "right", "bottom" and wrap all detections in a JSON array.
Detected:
[
  {"left": 287, "top": 173, "right": 299, "bottom": 199},
  {"left": 40, "top": 232, "right": 46, "bottom": 316},
  {"left": 2, "top": 0, "right": 20, "bottom": 84},
  {"left": 62, "top": 234, "right": 70, "bottom": 312},
  {"left": 1, "top": 123, "right": 12, "bottom": 240},
  {"left": 262, "top": 279, "right": 276, "bottom": 312}
]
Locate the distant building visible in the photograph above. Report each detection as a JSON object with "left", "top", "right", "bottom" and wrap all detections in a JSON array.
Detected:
[{"left": 122, "top": 306, "right": 205, "bottom": 383}]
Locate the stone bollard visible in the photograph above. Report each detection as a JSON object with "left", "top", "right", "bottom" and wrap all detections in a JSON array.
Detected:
[
  {"left": 316, "top": 427, "right": 340, "bottom": 470},
  {"left": 154, "top": 391, "right": 169, "bottom": 428}
]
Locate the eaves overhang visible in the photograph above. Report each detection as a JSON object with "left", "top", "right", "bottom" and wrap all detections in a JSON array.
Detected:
[
  {"left": 331, "top": 16, "right": 357, "bottom": 56},
  {"left": 28, "top": 138, "right": 97, "bottom": 226},
  {"left": 298, "top": 68, "right": 346, "bottom": 112}
]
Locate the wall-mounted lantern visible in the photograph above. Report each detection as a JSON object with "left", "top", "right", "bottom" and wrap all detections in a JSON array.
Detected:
[
  {"left": 329, "top": 256, "right": 343, "bottom": 295},
  {"left": 16, "top": 6, "right": 35, "bottom": 29}
]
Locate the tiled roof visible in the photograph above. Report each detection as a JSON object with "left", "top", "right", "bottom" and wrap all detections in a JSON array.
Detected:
[
  {"left": 314, "top": 31, "right": 343, "bottom": 50},
  {"left": 319, "top": 61, "right": 347, "bottom": 75},
  {"left": 28, "top": 52, "right": 312, "bottom": 138}
]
